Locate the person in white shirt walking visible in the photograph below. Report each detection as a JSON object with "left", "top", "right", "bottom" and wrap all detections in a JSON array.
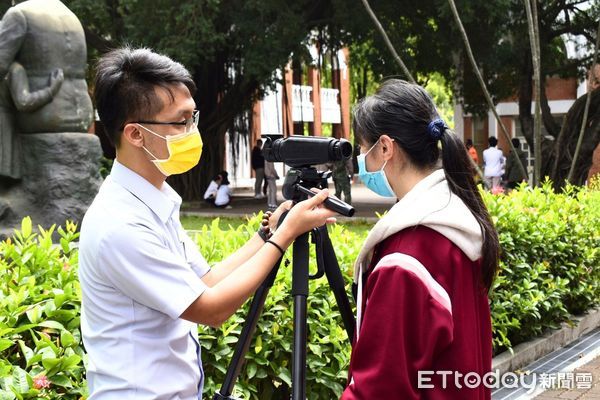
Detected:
[
  {"left": 482, "top": 136, "right": 505, "bottom": 190},
  {"left": 79, "top": 47, "right": 337, "bottom": 400}
]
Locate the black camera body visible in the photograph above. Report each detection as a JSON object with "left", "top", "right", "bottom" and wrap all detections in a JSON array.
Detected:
[
  {"left": 262, "top": 135, "right": 352, "bottom": 168},
  {"left": 261, "top": 135, "right": 355, "bottom": 217}
]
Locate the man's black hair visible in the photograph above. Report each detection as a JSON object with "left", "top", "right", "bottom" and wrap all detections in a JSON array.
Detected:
[{"left": 94, "top": 47, "right": 196, "bottom": 147}]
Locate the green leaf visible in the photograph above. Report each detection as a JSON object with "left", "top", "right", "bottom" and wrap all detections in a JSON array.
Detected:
[
  {"left": 17, "top": 341, "right": 33, "bottom": 365},
  {"left": 11, "top": 367, "right": 29, "bottom": 393},
  {"left": 41, "top": 358, "right": 61, "bottom": 372},
  {"left": 277, "top": 368, "right": 292, "bottom": 387},
  {"left": 61, "top": 354, "right": 82, "bottom": 370},
  {"left": 37, "top": 320, "right": 65, "bottom": 331},
  {"left": 60, "top": 330, "right": 76, "bottom": 348},
  {"left": 25, "top": 308, "right": 41, "bottom": 325},
  {"left": 246, "top": 363, "right": 257, "bottom": 380},
  {"left": 20, "top": 217, "right": 32, "bottom": 238},
  {"left": 0, "top": 340, "right": 13, "bottom": 353},
  {"left": 49, "top": 374, "right": 72, "bottom": 388},
  {"left": 0, "top": 390, "right": 16, "bottom": 400}
]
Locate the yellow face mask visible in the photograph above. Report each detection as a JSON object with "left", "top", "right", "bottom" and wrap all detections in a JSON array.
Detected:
[{"left": 138, "top": 124, "right": 203, "bottom": 176}]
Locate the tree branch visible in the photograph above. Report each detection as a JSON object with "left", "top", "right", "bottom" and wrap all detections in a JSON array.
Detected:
[
  {"left": 447, "top": 0, "right": 528, "bottom": 181},
  {"left": 359, "top": 0, "right": 416, "bottom": 83},
  {"left": 567, "top": 18, "right": 600, "bottom": 182},
  {"left": 82, "top": 26, "right": 116, "bottom": 54}
]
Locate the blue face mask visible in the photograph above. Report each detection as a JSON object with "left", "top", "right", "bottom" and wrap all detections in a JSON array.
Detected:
[{"left": 357, "top": 140, "right": 396, "bottom": 198}]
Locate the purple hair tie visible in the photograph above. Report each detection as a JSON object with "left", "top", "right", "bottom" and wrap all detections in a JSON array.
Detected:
[{"left": 427, "top": 118, "right": 447, "bottom": 140}]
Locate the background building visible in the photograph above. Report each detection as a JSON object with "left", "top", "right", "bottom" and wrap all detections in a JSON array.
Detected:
[{"left": 224, "top": 48, "right": 351, "bottom": 187}]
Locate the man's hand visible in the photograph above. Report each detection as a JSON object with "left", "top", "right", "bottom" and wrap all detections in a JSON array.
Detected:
[{"left": 268, "top": 200, "right": 292, "bottom": 232}]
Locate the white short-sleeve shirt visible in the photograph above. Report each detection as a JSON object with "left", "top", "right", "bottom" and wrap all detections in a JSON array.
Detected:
[
  {"left": 483, "top": 146, "right": 506, "bottom": 178},
  {"left": 79, "top": 160, "right": 211, "bottom": 399},
  {"left": 215, "top": 185, "right": 231, "bottom": 206},
  {"left": 203, "top": 180, "right": 219, "bottom": 200}
]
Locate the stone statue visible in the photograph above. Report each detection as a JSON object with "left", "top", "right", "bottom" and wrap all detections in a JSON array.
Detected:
[
  {"left": 0, "top": 0, "right": 101, "bottom": 239},
  {"left": 0, "top": 63, "right": 64, "bottom": 179},
  {"left": 0, "top": 0, "right": 93, "bottom": 133}
]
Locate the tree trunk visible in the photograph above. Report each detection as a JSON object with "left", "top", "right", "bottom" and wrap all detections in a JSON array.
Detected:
[
  {"left": 539, "top": 75, "right": 561, "bottom": 138},
  {"left": 168, "top": 57, "right": 260, "bottom": 200},
  {"left": 518, "top": 49, "right": 534, "bottom": 149},
  {"left": 549, "top": 88, "right": 600, "bottom": 188},
  {"left": 518, "top": 48, "right": 556, "bottom": 180}
]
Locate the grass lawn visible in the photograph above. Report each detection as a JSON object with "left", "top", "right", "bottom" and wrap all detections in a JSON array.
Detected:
[{"left": 181, "top": 215, "right": 373, "bottom": 236}]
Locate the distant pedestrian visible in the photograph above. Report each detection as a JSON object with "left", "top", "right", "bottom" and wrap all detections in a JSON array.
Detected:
[
  {"left": 483, "top": 136, "right": 505, "bottom": 191},
  {"left": 331, "top": 159, "right": 353, "bottom": 204},
  {"left": 251, "top": 139, "right": 265, "bottom": 198},
  {"left": 264, "top": 160, "right": 278, "bottom": 210},
  {"left": 505, "top": 138, "right": 528, "bottom": 190},
  {"left": 465, "top": 139, "right": 479, "bottom": 165}
]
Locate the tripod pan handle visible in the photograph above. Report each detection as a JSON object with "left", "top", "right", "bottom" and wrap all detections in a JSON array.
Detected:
[{"left": 296, "top": 185, "right": 355, "bottom": 217}]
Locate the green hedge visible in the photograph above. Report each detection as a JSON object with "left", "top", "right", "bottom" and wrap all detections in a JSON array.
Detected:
[
  {"left": 0, "top": 182, "right": 598, "bottom": 399},
  {"left": 485, "top": 181, "right": 600, "bottom": 351}
]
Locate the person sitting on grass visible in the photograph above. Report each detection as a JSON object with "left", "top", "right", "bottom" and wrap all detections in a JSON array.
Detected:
[
  {"left": 203, "top": 173, "right": 222, "bottom": 205},
  {"left": 214, "top": 170, "right": 232, "bottom": 209}
]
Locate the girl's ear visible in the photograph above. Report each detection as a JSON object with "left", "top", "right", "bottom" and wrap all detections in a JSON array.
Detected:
[{"left": 379, "top": 134, "right": 396, "bottom": 161}]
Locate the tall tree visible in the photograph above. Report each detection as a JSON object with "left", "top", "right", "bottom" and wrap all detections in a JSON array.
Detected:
[
  {"left": 343, "top": 0, "right": 599, "bottom": 187},
  {"left": 62, "top": 0, "right": 346, "bottom": 199}
]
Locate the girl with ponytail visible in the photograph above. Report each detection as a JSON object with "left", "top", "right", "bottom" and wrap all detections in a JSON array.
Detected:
[{"left": 342, "top": 79, "right": 498, "bottom": 400}]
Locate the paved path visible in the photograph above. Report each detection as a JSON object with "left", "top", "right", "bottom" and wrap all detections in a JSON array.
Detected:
[
  {"left": 182, "top": 182, "right": 396, "bottom": 222},
  {"left": 492, "top": 329, "right": 600, "bottom": 400},
  {"left": 534, "top": 354, "right": 600, "bottom": 399}
]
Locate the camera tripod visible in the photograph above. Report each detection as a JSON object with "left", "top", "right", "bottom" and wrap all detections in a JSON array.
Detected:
[{"left": 214, "top": 167, "right": 356, "bottom": 400}]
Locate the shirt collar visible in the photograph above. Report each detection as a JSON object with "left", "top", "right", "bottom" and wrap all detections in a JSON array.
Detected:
[{"left": 109, "top": 159, "right": 182, "bottom": 223}]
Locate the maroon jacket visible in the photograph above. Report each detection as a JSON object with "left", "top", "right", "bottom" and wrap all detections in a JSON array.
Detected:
[{"left": 341, "top": 226, "right": 492, "bottom": 399}]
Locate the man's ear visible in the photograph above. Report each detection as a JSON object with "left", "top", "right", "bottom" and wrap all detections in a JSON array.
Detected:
[{"left": 122, "top": 123, "right": 144, "bottom": 148}]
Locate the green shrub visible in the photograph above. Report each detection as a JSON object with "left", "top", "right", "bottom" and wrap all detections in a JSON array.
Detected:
[
  {"left": 0, "top": 218, "right": 84, "bottom": 399},
  {"left": 484, "top": 181, "right": 600, "bottom": 352},
  {"left": 0, "top": 182, "right": 598, "bottom": 399},
  {"left": 192, "top": 217, "right": 358, "bottom": 399}
]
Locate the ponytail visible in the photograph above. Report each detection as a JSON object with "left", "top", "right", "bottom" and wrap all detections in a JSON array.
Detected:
[{"left": 440, "top": 128, "right": 499, "bottom": 291}]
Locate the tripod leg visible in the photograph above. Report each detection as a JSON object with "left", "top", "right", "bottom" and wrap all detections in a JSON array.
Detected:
[
  {"left": 317, "top": 226, "right": 356, "bottom": 342},
  {"left": 291, "top": 232, "right": 310, "bottom": 400},
  {"left": 214, "top": 259, "right": 283, "bottom": 400}
]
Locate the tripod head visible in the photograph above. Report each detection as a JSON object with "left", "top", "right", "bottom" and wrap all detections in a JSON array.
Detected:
[{"left": 282, "top": 167, "right": 355, "bottom": 217}]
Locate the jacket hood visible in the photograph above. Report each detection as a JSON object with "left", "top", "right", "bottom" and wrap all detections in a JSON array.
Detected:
[{"left": 354, "top": 169, "right": 483, "bottom": 282}]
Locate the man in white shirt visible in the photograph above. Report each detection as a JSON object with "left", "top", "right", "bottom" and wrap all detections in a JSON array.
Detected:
[
  {"left": 79, "top": 47, "right": 336, "bottom": 400},
  {"left": 482, "top": 136, "right": 505, "bottom": 190}
]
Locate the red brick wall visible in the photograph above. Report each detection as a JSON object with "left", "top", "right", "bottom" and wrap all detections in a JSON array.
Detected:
[
  {"left": 545, "top": 76, "right": 577, "bottom": 101},
  {"left": 463, "top": 117, "right": 473, "bottom": 142},
  {"left": 498, "top": 116, "right": 513, "bottom": 156},
  {"left": 498, "top": 76, "right": 578, "bottom": 102}
]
